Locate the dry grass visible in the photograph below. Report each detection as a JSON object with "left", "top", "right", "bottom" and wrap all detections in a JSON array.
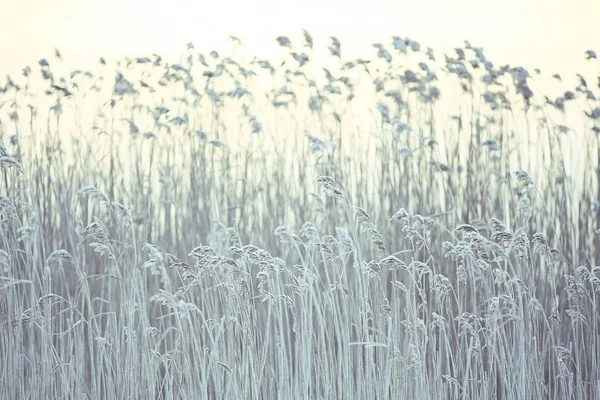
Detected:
[{"left": 1, "top": 34, "right": 599, "bottom": 399}]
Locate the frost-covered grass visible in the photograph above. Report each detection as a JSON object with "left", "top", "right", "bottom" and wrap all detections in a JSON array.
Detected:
[{"left": 1, "top": 34, "right": 599, "bottom": 399}]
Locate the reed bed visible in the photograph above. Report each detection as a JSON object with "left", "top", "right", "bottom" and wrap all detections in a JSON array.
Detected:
[{"left": 1, "top": 34, "right": 599, "bottom": 399}]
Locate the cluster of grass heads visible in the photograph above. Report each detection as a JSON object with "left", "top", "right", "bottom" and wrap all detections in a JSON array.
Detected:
[{"left": 1, "top": 33, "right": 599, "bottom": 399}]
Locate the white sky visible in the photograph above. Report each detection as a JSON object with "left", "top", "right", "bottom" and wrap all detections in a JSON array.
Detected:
[{"left": 0, "top": 0, "right": 599, "bottom": 77}]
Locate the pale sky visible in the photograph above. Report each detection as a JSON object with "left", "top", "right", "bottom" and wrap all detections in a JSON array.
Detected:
[{"left": 0, "top": 0, "right": 599, "bottom": 77}]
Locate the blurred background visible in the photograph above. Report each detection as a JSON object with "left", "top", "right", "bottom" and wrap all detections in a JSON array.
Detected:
[{"left": 1, "top": 0, "right": 599, "bottom": 78}]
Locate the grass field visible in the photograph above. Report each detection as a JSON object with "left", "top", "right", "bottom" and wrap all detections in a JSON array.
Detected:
[{"left": 1, "top": 33, "right": 599, "bottom": 399}]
